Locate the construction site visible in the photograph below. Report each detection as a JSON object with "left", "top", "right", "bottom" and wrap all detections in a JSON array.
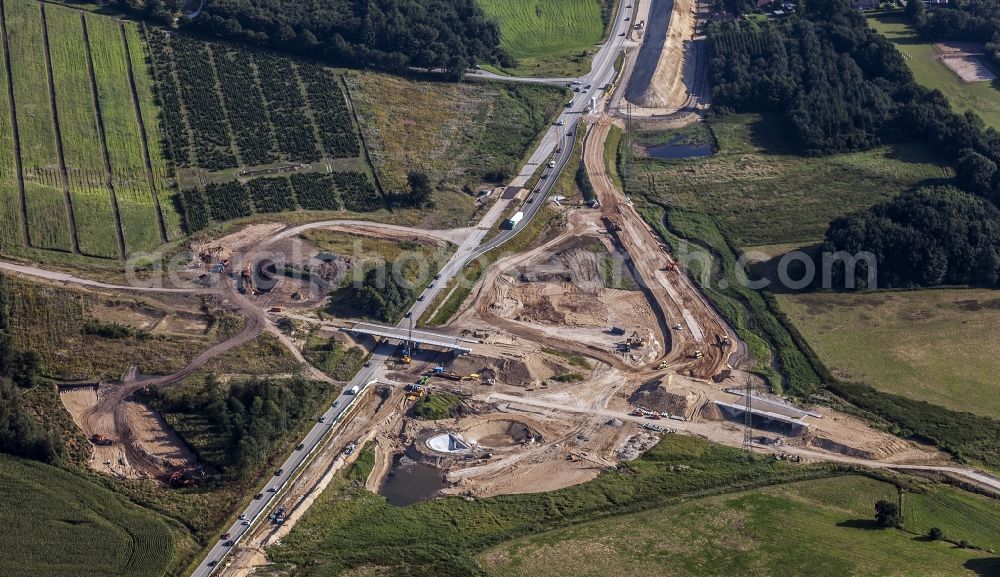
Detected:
[{"left": 5, "top": 2, "right": 987, "bottom": 575}]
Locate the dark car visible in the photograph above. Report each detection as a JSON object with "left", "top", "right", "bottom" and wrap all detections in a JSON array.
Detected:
[
  {"left": 221, "top": 533, "right": 231, "bottom": 540},
  {"left": 296, "top": 443, "right": 305, "bottom": 450},
  {"left": 208, "top": 561, "right": 218, "bottom": 567},
  {"left": 224, "top": 540, "right": 234, "bottom": 547},
  {"left": 254, "top": 493, "right": 263, "bottom": 500},
  {"left": 275, "top": 468, "right": 284, "bottom": 476}
]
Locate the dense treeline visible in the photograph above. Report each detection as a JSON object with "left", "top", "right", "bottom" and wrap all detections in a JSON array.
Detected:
[
  {"left": 711, "top": 0, "right": 1000, "bottom": 287},
  {"left": 825, "top": 187, "right": 1000, "bottom": 287},
  {"left": 114, "top": 0, "right": 506, "bottom": 78},
  {"left": 0, "top": 276, "right": 58, "bottom": 463},
  {"left": 144, "top": 375, "right": 330, "bottom": 479},
  {"left": 908, "top": 0, "right": 1000, "bottom": 53},
  {"left": 348, "top": 267, "right": 413, "bottom": 323},
  {"left": 709, "top": 2, "right": 907, "bottom": 155}
]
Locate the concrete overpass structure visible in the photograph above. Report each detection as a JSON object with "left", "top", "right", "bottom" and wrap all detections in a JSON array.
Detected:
[{"left": 345, "top": 322, "right": 473, "bottom": 354}]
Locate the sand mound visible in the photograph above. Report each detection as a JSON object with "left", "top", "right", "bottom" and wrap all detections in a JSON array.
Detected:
[
  {"left": 628, "top": 379, "right": 694, "bottom": 415},
  {"left": 450, "top": 354, "right": 555, "bottom": 386}
]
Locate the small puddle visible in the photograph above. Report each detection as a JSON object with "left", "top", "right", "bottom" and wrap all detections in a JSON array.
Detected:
[{"left": 378, "top": 452, "right": 446, "bottom": 506}]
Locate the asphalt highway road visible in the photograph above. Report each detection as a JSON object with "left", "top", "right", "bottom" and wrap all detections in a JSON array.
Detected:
[{"left": 195, "top": 3, "right": 638, "bottom": 574}]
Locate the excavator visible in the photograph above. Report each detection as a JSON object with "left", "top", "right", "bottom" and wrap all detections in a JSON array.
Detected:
[{"left": 625, "top": 330, "right": 644, "bottom": 348}]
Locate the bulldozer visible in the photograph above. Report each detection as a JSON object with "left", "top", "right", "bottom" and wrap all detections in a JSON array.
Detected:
[
  {"left": 690, "top": 350, "right": 704, "bottom": 359},
  {"left": 626, "top": 330, "right": 644, "bottom": 348},
  {"left": 656, "top": 360, "right": 669, "bottom": 370},
  {"left": 90, "top": 434, "right": 115, "bottom": 446}
]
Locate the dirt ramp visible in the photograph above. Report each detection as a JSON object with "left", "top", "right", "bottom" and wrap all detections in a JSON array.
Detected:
[{"left": 626, "top": 0, "right": 693, "bottom": 109}]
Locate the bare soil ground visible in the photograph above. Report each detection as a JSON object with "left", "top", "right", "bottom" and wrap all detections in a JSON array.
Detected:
[
  {"left": 60, "top": 387, "right": 196, "bottom": 479},
  {"left": 934, "top": 43, "right": 997, "bottom": 83}
]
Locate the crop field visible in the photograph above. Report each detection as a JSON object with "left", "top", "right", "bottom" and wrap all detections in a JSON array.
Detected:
[
  {"left": 871, "top": 14, "right": 1000, "bottom": 130},
  {"left": 479, "top": 0, "right": 605, "bottom": 77},
  {"left": 0, "top": 454, "right": 174, "bottom": 577},
  {"left": 775, "top": 289, "right": 1000, "bottom": 418},
  {"left": 626, "top": 114, "right": 952, "bottom": 248},
  {"left": 46, "top": 6, "right": 120, "bottom": 259},
  {"left": 0, "top": 0, "right": 180, "bottom": 258},
  {"left": 5, "top": 0, "right": 72, "bottom": 252},
  {"left": 479, "top": 476, "right": 995, "bottom": 577}
]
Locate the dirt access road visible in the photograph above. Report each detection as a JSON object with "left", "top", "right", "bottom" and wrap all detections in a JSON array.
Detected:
[{"left": 584, "top": 119, "right": 744, "bottom": 377}]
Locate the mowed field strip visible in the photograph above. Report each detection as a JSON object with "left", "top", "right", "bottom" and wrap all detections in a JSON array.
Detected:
[
  {"left": 776, "top": 289, "right": 1000, "bottom": 418},
  {"left": 871, "top": 14, "right": 1000, "bottom": 130}
]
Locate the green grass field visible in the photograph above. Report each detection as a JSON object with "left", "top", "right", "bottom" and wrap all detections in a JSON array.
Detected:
[
  {"left": 905, "top": 486, "right": 1000, "bottom": 552},
  {"left": 0, "top": 7, "right": 22, "bottom": 251},
  {"left": 0, "top": 454, "right": 174, "bottom": 577},
  {"left": 479, "top": 0, "right": 605, "bottom": 77},
  {"left": 46, "top": 6, "right": 121, "bottom": 259},
  {"left": 871, "top": 14, "right": 1000, "bottom": 130},
  {"left": 479, "top": 476, "right": 997, "bottom": 577},
  {"left": 5, "top": 0, "right": 74, "bottom": 252},
  {"left": 776, "top": 289, "right": 1000, "bottom": 418},
  {"left": 626, "top": 114, "right": 951, "bottom": 248},
  {"left": 86, "top": 14, "right": 164, "bottom": 253},
  {"left": 270, "top": 435, "right": 831, "bottom": 576},
  {"left": 124, "top": 23, "right": 183, "bottom": 240}
]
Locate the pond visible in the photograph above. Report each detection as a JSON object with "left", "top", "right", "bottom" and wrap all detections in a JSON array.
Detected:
[
  {"left": 645, "top": 133, "right": 714, "bottom": 160},
  {"left": 378, "top": 452, "right": 447, "bottom": 506}
]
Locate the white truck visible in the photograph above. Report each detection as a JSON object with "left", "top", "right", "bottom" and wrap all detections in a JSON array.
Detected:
[
  {"left": 507, "top": 211, "right": 525, "bottom": 229},
  {"left": 347, "top": 385, "right": 360, "bottom": 395}
]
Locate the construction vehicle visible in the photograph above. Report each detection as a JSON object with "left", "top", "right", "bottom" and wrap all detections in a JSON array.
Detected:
[
  {"left": 610, "top": 326, "right": 626, "bottom": 336},
  {"left": 268, "top": 307, "right": 283, "bottom": 313},
  {"left": 662, "top": 261, "right": 679, "bottom": 272},
  {"left": 690, "top": 350, "right": 704, "bottom": 359},
  {"left": 348, "top": 385, "right": 360, "bottom": 395},
  {"left": 719, "top": 334, "right": 731, "bottom": 346},
  {"left": 657, "top": 360, "right": 669, "bottom": 370},
  {"left": 90, "top": 434, "right": 115, "bottom": 446},
  {"left": 626, "top": 330, "right": 644, "bottom": 348},
  {"left": 240, "top": 262, "right": 257, "bottom": 294}
]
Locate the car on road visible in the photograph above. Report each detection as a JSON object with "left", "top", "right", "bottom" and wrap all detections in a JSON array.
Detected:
[
  {"left": 566, "top": 101, "right": 573, "bottom": 107},
  {"left": 625, "top": 16, "right": 630, "bottom": 20},
  {"left": 585, "top": 84, "right": 591, "bottom": 89},
  {"left": 364, "top": 361, "right": 372, "bottom": 367},
  {"left": 224, "top": 540, "right": 234, "bottom": 547},
  {"left": 620, "top": 32, "right": 626, "bottom": 36},
  {"left": 268, "top": 486, "right": 278, "bottom": 492},
  {"left": 254, "top": 492, "right": 263, "bottom": 499},
  {"left": 208, "top": 561, "right": 218, "bottom": 567},
  {"left": 333, "top": 400, "right": 340, "bottom": 408},
  {"left": 275, "top": 468, "right": 284, "bottom": 476},
  {"left": 434, "top": 273, "right": 441, "bottom": 280},
  {"left": 417, "top": 295, "right": 425, "bottom": 301},
  {"left": 318, "top": 415, "right": 326, "bottom": 423},
  {"left": 221, "top": 533, "right": 231, "bottom": 540},
  {"left": 548, "top": 160, "right": 556, "bottom": 168},
  {"left": 296, "top": 443, "right": 304, "bottom": 450},
  {"left": 239, "top": 514, "right": 247, "bottom": 520},
  {"left": 556, "top": 119, "right": 564, "bottom": 126},
  {"left": 242, "top": 520, "right": 250, "bottom": 526}
]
